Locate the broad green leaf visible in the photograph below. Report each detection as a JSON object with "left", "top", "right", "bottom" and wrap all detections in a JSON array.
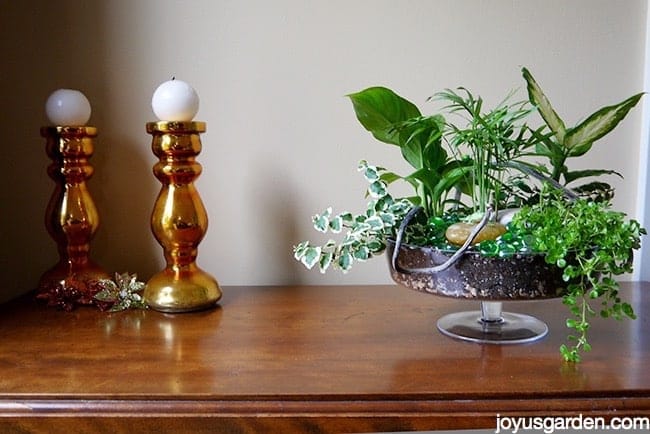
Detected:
[
  {"left": 432, "top": 165, "right": 474, "bottom": 199},
  {"left": 534, "top": 141, "right": 554, "bottom": 157},
  {"left": 405, "top": 168, "right": 441, "bottom": 203},
  {"left": 397, "top": 115, "right": 445, "bottom": 170},
  {"left": 424, "top": 143, "right": 447, "bottom": 172},
  {"left": 522, "top": 67, "right": 567, "bottom": 143},
  {"left": 564, "top": 92, "right": 644, "bottom": 150},
  {"left": 565, "top": 140, "right": 593, "bottom": 157},
  {"left": 347, "top": 87, "right": 421, "bottom": 145},
  {"left": 422, "top": 118, "right": 447, "bottom": 170},
  {"left": 379, "top": 171, "right": 403, "bottom": 185},
  {"left": 571, "top": 181, "right": 615, "bottom": 201},
  {"left": 530, "top": 127, "right": 564, "bottom": 158},
  {"left": 399, "top": 135, "right": 424, "bottom": 169},
  {"left": 564, "top": 169, "right": 622, "bottom": 185}
]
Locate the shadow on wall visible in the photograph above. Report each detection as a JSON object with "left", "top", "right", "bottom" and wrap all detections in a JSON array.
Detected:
[
  {"left": 91, "top": 132, "right": 160, "bottom": 282},
  {"left": 88, "top": 3, "right": 161, "bottom": 284},
  {"left": 0, "top": 1, "right": 159, "bottom": 303},
  {"left": 0, "top": 1, "right": 111, "bottom": 302}
]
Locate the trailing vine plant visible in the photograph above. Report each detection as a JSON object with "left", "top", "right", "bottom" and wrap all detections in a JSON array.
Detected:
[
  {"left": 294, "top": 160, "right": 412, "bottom": 273},
  {"left": 510, "top": 187, "right": 646, "bottom": 362}
]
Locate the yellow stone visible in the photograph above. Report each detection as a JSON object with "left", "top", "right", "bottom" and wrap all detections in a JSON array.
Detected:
[{"left": 445, "top": 221, "right": 507, "bottom": 246}]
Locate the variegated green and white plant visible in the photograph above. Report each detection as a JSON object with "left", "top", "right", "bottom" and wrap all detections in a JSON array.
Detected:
[
  {"left": 294, "top": 160, "right": 413, "bottom": 273},
  {"left": 522, "top": 67, "right": 644, "bottom": 199}
]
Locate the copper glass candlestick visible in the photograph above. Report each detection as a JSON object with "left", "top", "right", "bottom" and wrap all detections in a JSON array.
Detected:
[
  {"left": 37, "top": 126, "right": 109, "bottom": 306},
  {"left": 144, "top": 121, "right": 222, "bottom": 312}
]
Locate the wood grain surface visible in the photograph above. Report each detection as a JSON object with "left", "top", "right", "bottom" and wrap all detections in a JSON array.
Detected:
[{"left": 1, "top": 282, "right": 648, "bottom": 433}]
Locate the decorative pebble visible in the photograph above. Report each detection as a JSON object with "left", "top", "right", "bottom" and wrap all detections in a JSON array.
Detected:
[
  {"left": 445, "top": 221, "right": 507, "bottom": 246},
  {"left": 497, "top": 208, "right": 520, "bottom": 225}
]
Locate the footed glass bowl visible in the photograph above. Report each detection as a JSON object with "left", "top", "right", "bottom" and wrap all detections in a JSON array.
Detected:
[{"left": 386, "top": 237, "right": 565, "bottom": 345}]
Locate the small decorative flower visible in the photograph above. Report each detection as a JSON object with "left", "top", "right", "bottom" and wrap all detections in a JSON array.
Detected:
[
  {"left": 36, "top": 278, "right": 88, "bottom": 311},
  {"left": 93, "top": 273, "right": 148, "bottom": 312}
]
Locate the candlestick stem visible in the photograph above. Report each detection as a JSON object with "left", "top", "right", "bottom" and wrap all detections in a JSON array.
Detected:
[
  {"left": 38, "top": 126, "right": 109, "bottom": 304},
  {"left": 144, "top": 121, "right": 221, "bottom": 312}
]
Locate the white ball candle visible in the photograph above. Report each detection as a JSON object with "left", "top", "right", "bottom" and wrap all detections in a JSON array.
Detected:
[
  {"left": 151, "top": 79, "right": 199, "bottom": 122},
  {"left": 45, "top": 89, "right": 92, "bottom": 126}
]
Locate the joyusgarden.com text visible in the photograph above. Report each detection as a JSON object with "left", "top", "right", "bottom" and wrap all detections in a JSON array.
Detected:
[{"left": 495, "top": 414, "right": 650, "bottom": 433}]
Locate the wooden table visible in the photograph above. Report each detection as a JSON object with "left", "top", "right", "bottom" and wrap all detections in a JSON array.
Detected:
[{"left": 1, "top": 282, "right": 649, "bottom": 433}]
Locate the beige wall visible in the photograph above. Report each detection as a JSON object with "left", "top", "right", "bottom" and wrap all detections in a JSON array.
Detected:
[{"left": 1, "top": 0, "right": 647, "bottom": 302}]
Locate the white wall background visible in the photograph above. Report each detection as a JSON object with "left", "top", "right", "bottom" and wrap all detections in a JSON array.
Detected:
[
  {"left": 637, "top": 4, "right": 650, "bottom": 282},
  {"left": 1, "top": 0, "right": 648, "bottom": 302}
]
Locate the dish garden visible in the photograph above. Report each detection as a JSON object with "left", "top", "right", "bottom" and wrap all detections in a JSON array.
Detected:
[{"left": 294, "top": 67, "right": 645, "bottom": 362}]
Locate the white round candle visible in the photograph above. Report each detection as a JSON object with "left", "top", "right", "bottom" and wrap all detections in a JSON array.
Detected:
[
  {"left": 151, "top": 79, "right": 199, "bottom": 122},
  {"left": 45, "top": 89, "right": 92, "bottom": 126}
]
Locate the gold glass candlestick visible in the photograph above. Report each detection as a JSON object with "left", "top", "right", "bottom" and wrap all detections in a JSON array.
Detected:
[
  {"left": 144, "top": 121, "right": 221, "bottom": 312},
  {"left": 37, "top": 126, "right": 109, "bottom": 305}
]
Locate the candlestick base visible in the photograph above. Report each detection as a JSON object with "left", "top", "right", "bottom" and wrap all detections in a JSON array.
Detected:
[
  {"left": 37, "top": 126, "right": 109, "bottom": 309},
  {"left": 144, "top": 121, "right": 221, "bottom": 313},
  {"left": 39, "top": 261, "right": 109, "bottom": 288},
  {"left": 144, "top": 265, "right": 221, "bottom": 313}
]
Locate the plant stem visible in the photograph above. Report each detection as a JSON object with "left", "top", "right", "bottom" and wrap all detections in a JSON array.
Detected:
[{"left": 551, "top": 152, "right": 568, "bottom": 183}]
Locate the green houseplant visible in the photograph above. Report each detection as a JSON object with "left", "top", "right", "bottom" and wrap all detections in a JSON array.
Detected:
[{"left": 294, "top": 68, "right": 645, "bottom": 362}]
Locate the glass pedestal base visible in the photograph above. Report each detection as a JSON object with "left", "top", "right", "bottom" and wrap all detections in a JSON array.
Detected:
[{"left": 436, "top": 301, "right": 548, "bottom": 344}]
